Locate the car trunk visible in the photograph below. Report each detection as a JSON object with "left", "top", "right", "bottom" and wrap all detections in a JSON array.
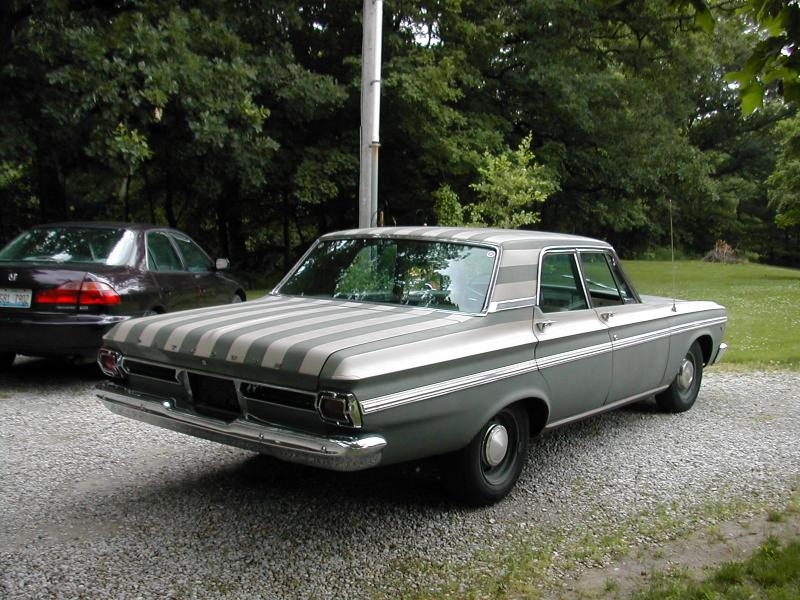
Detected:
[{"left": 107, "top": 295, "right": 473, "bottom": 391}]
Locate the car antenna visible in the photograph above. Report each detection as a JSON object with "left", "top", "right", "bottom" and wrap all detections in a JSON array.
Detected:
[{"left": 669, "top": 198, "right": 677, "bottom": 313}]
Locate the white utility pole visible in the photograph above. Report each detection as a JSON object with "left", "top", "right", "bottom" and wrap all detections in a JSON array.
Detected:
[{"left": 359, "top": 0, "right": 383, "bottom": 228}]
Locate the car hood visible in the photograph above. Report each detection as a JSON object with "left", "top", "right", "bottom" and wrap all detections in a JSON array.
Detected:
[{"left": 104, "top": 295, "right": 476, "bottom": 389}]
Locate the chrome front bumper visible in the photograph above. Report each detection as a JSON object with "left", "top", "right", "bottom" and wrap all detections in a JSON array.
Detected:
[
  {"left": 710, "top": 342, "right": 729, "bottom": 365},
  {"left": 96, "top": 382, "right": 386, "bottom": 471}
]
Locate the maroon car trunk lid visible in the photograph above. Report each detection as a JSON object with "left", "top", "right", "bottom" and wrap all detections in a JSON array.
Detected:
[{"left": 0, "top": 262, "right": 90, "bottom": 314}]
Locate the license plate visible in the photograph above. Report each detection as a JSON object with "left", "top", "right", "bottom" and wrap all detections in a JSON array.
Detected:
[{"left": 0, "top": 288, "right": 32, "bottom": 308}]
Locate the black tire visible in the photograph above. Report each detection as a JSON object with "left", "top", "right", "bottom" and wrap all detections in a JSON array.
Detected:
[
  {"left": 656, "top": 341, "right": 704, "bottom": 413},
  {"left": 0, "top": 352, "right": 15, "bottom": 371},
  {"left": 446, "top": 402, "right": 529, "bottom": 506},
  {"left": 231, "top": 293, "right": 244, "bottom": 304}
]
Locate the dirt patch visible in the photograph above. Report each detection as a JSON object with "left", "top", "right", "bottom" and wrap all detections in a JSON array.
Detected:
[{"left": 550, "top": 509, "right": 800, "bottom": 599}]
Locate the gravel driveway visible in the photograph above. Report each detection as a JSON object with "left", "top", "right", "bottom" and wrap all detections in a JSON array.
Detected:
[{"left": 1, "top": 360, "right": 798, "bottom": 599}]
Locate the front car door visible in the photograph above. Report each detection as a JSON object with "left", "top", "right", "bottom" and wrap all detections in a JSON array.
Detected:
[
  {"left": 534, "top": 250, "right": 613, "bottom": 424},
  {"left": 577, "top": 250, "right": 672, "bottom": 403},
  {"left": 169, "top": 232, "right": 231, "bottom": 307}
]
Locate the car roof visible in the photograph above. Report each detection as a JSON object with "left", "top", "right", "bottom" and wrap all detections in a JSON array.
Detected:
[
  {"left": 33, "top": 222, "right": 175, "bottom": 233},
  {"left": 320, "top": 226, "right": 611, "bottom": 250}
]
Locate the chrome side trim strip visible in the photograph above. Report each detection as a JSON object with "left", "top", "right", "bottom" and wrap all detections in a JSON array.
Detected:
[
  {"left": 545, "top": 385, "right": 670, "bottom": 429},
  {"left": 536, "top": 341, "right": 613, "bottom": 370},
  {"left": 361, "top": 359, "right": 539, "bottom": 414},
  {"left": 670, "top": 316, "right": 728, "bottom": 335},
  {"left": 96, "top": 383, "right": 385, "bottom": 471}
]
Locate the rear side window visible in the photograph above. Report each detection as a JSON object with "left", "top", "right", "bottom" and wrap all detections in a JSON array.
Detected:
[
  {"left": 171, "top": 234, "right": 213, "bottom": 272},
  {"left": 579, "top": 252, "right": 634, "bottom": 307},
  {"left": 147, "top": 232, "right": 183, "bottom": 272},
  {"left": 538, "top": 253, "right": 589, "bottom": 313}
]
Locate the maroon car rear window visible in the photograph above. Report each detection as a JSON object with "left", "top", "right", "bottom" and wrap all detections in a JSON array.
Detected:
[{"left": 0, "top": 227, "right": 136, "bottom": 266}]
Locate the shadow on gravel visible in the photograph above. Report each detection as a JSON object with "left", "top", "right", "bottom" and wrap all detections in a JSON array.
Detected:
[
  {"left": 0, "top": 356, "right": 102, "bottom": 387},
  {"left": 42, "top": 453, "right": 462, "bottom": 550}
]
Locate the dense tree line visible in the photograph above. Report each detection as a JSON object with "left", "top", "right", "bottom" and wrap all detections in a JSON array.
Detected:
[{"left": 1, "top": 0, "right": 799, "bottom": 275}]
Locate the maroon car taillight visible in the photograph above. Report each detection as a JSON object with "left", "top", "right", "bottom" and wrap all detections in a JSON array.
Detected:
[
  {"left": 97, "top": 347, "right": 124, "bottom": 378},
  {"left": 36, "top": 281, "right": 121, "bottom": 306}
]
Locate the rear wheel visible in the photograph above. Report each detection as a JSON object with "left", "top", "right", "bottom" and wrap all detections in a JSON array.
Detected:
[
  {"left": 656, "top": 341, "right": 704, "bottom": 413},
  {"left": 446, "top": 403, "right": 529, "bottom": 505},
  {"left": 0, "top": 352, "right": 15, "bottom": 371}
]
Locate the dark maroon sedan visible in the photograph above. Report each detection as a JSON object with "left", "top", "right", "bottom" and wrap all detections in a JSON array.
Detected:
[{"left": 0, "top": 222, "right": 245, "bottom": 369}]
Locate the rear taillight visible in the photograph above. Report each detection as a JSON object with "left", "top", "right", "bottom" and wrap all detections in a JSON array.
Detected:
[
  {"left": 97, "top": 347, "right": 124, "bottom": 378},
  {"left": 36, "top": 281, "right": 121, "bottom": 306}
]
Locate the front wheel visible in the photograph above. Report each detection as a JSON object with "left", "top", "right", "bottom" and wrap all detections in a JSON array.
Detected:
[
  {"left": 0, "top": 352, "right": 15, "bottom": 371},
  {"left": 446, "top": 403, "right": 529, "bottom": 505},
  {"left": 656, "top": 341, "right": 704, "bottom": 413}
]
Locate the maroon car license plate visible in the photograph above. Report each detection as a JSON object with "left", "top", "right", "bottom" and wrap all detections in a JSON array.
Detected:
[{"left": 0, "top": 288, "right": 32, "bottom": 308}]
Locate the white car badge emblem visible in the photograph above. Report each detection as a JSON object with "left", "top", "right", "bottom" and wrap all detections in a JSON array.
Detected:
[{"left": 8, "top": 272, "right": 18, "bottom": 282}]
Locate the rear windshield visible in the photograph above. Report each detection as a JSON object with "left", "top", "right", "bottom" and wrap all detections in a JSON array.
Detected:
[
  {"left": 278, "top": 237, "right": 497, "bottom": 314},
  {"left": 0, "top": 227, "right": 136, "bottom": 265}
]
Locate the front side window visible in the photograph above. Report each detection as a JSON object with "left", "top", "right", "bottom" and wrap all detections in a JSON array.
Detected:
[
  {"left": 278, "top": 238, "right": 497, "bottom": 313},
  {"left": 0, "top": 227, "right": 135, "bottom": 265},
  {"left": 579, "top": 251, "right": 635, "bottom": 307},
  {"left": 171, "top": 234, "right": 213, "bottom": 272},
  {"left": 538, "top": 252, "right": 589, "bottom": 313},
  {"left": 147, "top": 232, "right": 183, "bottom": 272}
]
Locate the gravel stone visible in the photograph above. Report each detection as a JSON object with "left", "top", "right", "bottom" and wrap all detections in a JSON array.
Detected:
[{"left": 1, "top": 360, "right": 798, "bottom": 599}]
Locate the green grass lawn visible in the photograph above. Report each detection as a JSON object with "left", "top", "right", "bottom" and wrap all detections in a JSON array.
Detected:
[
  {"left": 636, "top": 536, "right": 800, "bottom": 600},
  {"left": 624, "top": 260, "right": 800, "bottom": 369}
]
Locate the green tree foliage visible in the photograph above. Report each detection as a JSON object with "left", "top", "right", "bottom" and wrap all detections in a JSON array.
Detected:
[
  {"left": 434, "top": 134, "right": 559, "bottom": 228},
  {"left": 636, "top": 1, "right": 800, "bottom": 114},
  {"left": 768, "top": 114, "right": 800, "bottom": 227},
  {"left": 1, "top": 0, "right": 798, "bottom": 271}
]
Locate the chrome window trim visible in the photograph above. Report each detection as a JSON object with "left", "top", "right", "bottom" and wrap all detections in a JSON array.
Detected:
[
  {"left": 272, "top": 235, "right": 503, "bottom": 317},
  {"left": 577, "top": 249, "right": 641, "bottom": 305},
  {"left": 535, "top": 248, "right": 593, "bottom": 313}
]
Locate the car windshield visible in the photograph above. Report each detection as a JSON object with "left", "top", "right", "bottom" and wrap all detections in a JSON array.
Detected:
[
  {"left": 0, "top": 227, "right": 136, "bottom": 265},
  {"left": 278, "top": 237, "right": 497, "bottom": 313}
]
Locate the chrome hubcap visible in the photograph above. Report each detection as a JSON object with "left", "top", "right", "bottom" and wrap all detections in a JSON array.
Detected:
[
  {"left": 677, "top": 357, "right": 695, "bottom": 391},
  {"left": 483, "top": 424, "right": 509, "bottom": 467}
]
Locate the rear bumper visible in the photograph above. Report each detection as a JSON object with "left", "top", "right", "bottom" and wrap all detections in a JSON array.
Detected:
[
  {"left": 0, "top": 314, "right": 128, "bottom": 357},
  {"left": 96, "top": 382, "right": 387, "bottom": 471},
  {"left": 710, "top": 342, "right": 729, "bottom": 365}
]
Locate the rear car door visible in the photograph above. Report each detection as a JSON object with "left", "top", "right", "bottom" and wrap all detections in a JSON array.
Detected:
[
  {"left": 534, "top": 250, "right": 613, "bottom": 424},
  {"left": 146, "top": 231, "right": 197, "bottom": 311},
  {"left": 577, "top": 250, "right": 671, "bottom": 403}
]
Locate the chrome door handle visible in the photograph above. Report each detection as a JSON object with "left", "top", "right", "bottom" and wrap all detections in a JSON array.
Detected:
[
  {"left": 536, "top": 320, "right": 555, "bottom": 332},
  {"left": 600, "top": 311, "right": 615, "bottom": 321}
]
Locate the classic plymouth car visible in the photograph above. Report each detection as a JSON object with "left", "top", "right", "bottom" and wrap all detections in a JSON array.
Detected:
[{"left": 96, "top": 227, "right": 728, "bottom": 504}]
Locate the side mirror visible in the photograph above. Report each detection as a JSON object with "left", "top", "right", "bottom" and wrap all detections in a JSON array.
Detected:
[{"left": 215, "top": 258, "right": 230, "bottom": 271}]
